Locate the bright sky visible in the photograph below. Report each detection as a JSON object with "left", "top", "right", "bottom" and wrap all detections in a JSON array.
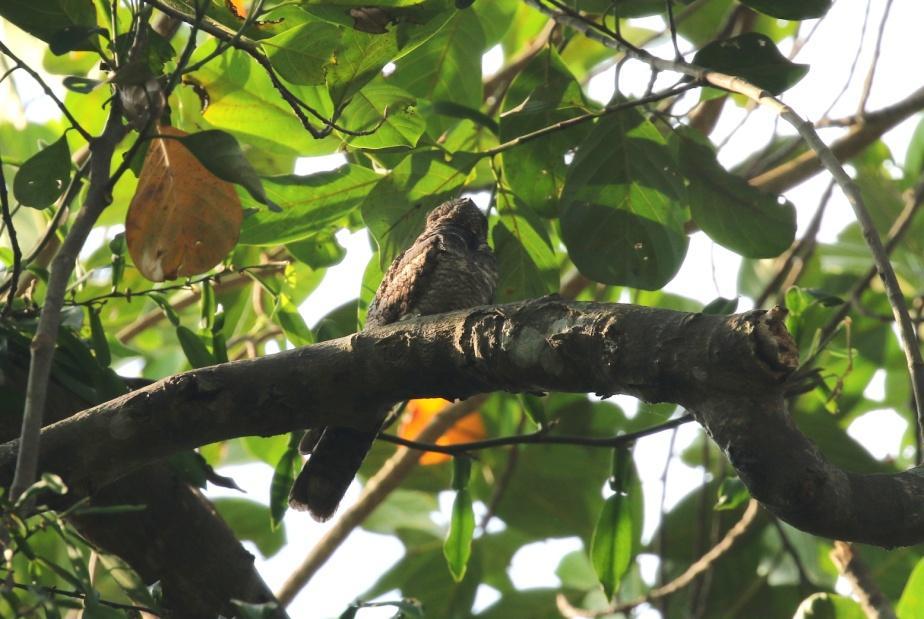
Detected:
[{"left": 3, "top": 2, "right": 922, "bottom": 617}]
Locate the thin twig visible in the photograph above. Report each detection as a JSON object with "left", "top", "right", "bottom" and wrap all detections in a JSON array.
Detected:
[
  {"left": 3, "top": 581, "right": 161, "bottom": 616},
  {"left": 481, "top": 83, "right": 699, "bottom": 158},
  {"left": 818, "top": 0, "right": 871, "bottom": 122},
  {"left": 11, "top": 106, "right": 126, "bottom": 499},
  {"left": 377, "top": 414, "right": 694, "bottom": 454},
  {"left": 0, "top": 41, "right": 93, "bottom": 143},
  {"left": 856, "top": 0, "right": 893, "bottom": 116},
  {"left": 830, "top": 541, "right": 897, "bottom": 619},
  {"left": 0, "top": 151, "right": 21, "bottom": 316}
]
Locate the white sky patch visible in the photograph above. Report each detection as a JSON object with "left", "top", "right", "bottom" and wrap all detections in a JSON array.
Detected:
[
  {"left": 847, "top": 409, "right": 908, "bottom": 461},
  {"left": 482, "top": 44, "right": 504, "bottom": 78},
  {"left": 294, "top": 153, "right": 348, "bottom": 175},
  {"left": 863, "top": 369, "right": 887, "bottom": 402},
  {"left": 663, "top": 232, "right": 741, "bottom": 302},
  {"left": 473, "top": 585, "right": 502, "bottom": 613},
  {"left": 508, "top": 537, "right": 583, "bottom": 589}
]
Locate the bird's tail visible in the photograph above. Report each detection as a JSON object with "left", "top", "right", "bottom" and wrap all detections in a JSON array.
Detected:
[{"left": 288, "top": 427, "right": 376, "bottom": 522}]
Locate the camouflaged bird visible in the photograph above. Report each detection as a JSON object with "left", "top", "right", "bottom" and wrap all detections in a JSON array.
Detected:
[{"left": 289, "top": 198, "right": 498, "bottom": 521}]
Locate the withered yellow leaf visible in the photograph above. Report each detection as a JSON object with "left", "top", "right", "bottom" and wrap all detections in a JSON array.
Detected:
[
  {"left": 398, "top": 398, "right": 486, "bottom": 465},
  {"left": 126, "top": 125, "right": 243, "bottom": 282}
]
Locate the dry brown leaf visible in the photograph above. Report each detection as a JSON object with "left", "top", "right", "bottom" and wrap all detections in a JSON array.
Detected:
[{"left": 126, "top": 125, "right": 243, "bottom": 282}]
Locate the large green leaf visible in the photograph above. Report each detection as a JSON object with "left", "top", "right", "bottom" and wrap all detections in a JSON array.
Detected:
[
  {"left": 13, "top": 134, "right": 71, "bottom": 209},
  {"left": 676, "top": 128, "right": 796, "bottom": 258},
  {"left": 500, "top": 47, "right": 592, "bottom": 217},
  {"left": 239, "top": 165, "right": 381, "bottom": 245},
  {"left": 212, "top": 498, "right": 286, "bottom": 558},
  {"left": 589, "top": 459, "right": 642, "bottom": 599},
  {"left": 360, "top": 150, "right": 478, "bottom": 264},
  {"left": 560, "top": 108, "right": 688, "bottom": 289},
  {"left": 391, "top": 10, "right": 486, "bottom": 111},
  {"left": 693, "top": 33, "right": 809, "bottom": 95},
  {"left": 262, "top": 21, "right": 341, "bottom": 85},
  {"left": 492, "top": 191, "right": 558, "bottom": 302},
  {"left": 0, "top": 0, "right": 97, "bottom": 50},
  {"left": 343, "top": 78, "right": 426, "bottom": 149}
]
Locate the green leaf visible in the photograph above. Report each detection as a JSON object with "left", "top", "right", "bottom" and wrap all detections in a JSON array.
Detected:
[
  {"left": 703, "top": 296, "right": 739, "bottom": 315},
  {"left": 361, "top": 149, "right": 478, "bottom": 264},
  {"left": 269, "top": 435, "right": 302, "bottom": 528},
  {"left": 492, "top": 191, "right": 558, "bottom": 302},
  {"left": 590, "top": 492, "right": 636, "bottom": 599},
  {"left": 677, "top": 128, "right": 796, "bottom": 257},
  {"left": 87, "top": 306, "right": 110, "bottom": 367},
  {"left": 560, "top": 108, "right": 688, "bottom": 289},
  {"left": 14, "top": 473, "right": 68, "bottom": 508},
  {"left": 262, "top": 21, "right": 341, "bottom": 85},
  {"left": 794, "top": 593, "right": 865, "bottom": 619},
  {"left": 273, "top": 293, "right": 314, "bottom": 346},
  {"left": 177, "top": 130, "right": 280, "bottom": 212},
  {"left": 897, "top": 558, "right": 924, "bottom": 619},
  {"left": 518, "top": 394, "right": 548, "bottom": 428},
  {"left": 175, "top": 326, "right": 216, "bottom": 368},
  {"left": 13, "top": 135, "right": 71, "bottom": 208},
  {"left": 49, "top": 25, "right": 102, "bottom": 56},
  {"left": 444, "top": 488, "right": 475, "bottom": 582},
  {"left": 286, "top": 230, "right": 347, "bottom": 269},
  {"left": 344, "top": 79, "right": 426, "bottom": 149},
  {"left": 740, "top": 0, "right": 831, "bottom": 21},
  {"left": 149, "top": 292, "right": 180, "bottom": 327},
  {"left": 362, "top": 490, "right": 441, "bottom": 537},
  {"left": 431, "top": 101, "right": 499, "bottom": 134},
  {"left": 500, "top": 47, "right": 592, "bottom": 216},
  {"left": 0, "top": 0, "right": 98, "bottom": 50},
  {"left": 904, "top": 115, "right": 924, "bottom": 182},
  {"left": 715, "top": 476, "right": 750, "bottom": 511},
  {"left": 213, "top": 498, "right": 286, "bottom": 558},
  {"left": 240, "top": 165, "right": 380, "bottom": 245},
  {"left": 450, "top": 456, "right": 472, "bottom": 491},
  {"left": 62, "top": 76, "right": 101, "bottom": 93},
  {"left": 391, "top": 10, "right": 485, "bottom": 112},
  {"left": 693, "top": 33, "right": 809, "bottom": 95}
]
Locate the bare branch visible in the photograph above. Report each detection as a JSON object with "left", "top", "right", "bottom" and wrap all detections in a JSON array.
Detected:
[
  {"left": 11, "top": 106, "right": 126, "bottom": 499},
  {"left": 831, "top": 541, "right": 898, "bottom": 619}
]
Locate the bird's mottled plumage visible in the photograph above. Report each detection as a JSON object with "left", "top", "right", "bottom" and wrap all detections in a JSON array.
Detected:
[{"left": 289, "top": 198, "right": 497, "bottom": 521}]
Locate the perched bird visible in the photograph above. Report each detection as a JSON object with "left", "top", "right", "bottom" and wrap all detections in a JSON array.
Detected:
[{"left": 289, "top": 198, "right": 498, "bottom": 521}]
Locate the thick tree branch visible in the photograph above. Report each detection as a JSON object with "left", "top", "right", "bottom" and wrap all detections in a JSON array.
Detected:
[{"left": 4, "top": 299, "right": 924, "bottom": 546}]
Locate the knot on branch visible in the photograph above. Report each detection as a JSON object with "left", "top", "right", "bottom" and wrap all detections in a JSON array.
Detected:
[{"left": 734, "top": 306, "right": 799, "bottom": 380}]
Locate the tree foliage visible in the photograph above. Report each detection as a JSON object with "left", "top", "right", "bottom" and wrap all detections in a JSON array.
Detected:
[{"left": 1, "top": 0, "right": 924, "bottom": 618}]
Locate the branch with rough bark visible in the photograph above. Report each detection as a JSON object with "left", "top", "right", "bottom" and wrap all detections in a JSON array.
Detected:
[{"left": 4, "top": 299, "right": 924, "bottom": 547}]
